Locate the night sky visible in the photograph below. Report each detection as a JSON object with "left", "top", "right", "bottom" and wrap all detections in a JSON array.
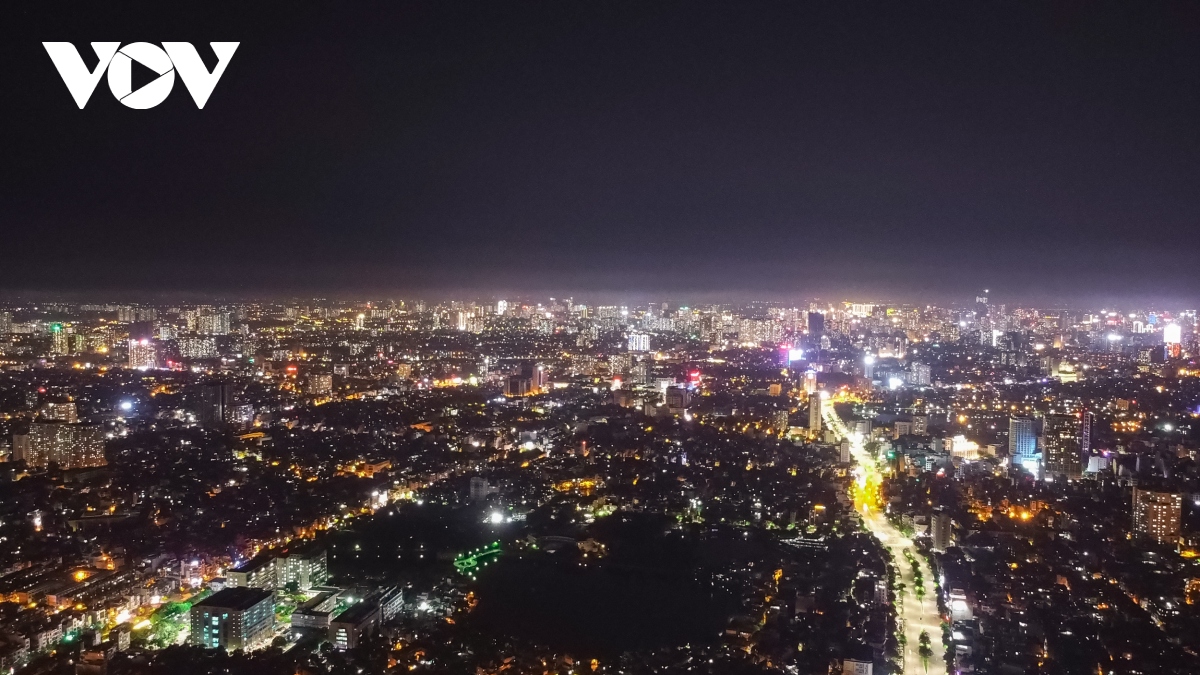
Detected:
[{"left": 3, "top": 2, "right": 1200, "bottom": 304}]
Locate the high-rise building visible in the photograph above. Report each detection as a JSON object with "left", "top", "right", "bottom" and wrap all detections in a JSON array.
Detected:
[
  {"left": 178, "top": 336, "right": 218, "bottom": 359},
  {"left": 16, "top": 422, "right": 106, "bottom": 469},
  {"left": 627, "top": 332, "right": 651, "bottom": 352},
  {"left": 1164, "top": 323, "right": 1183, "bottom": 346},
  {"left": 1008, "top": 416, "right": 1037, "bottom": 473},
  {"left": 39, "top": 401, "right": 78, "bottom": 424},
  {"left": 909, "top": 362, "right": 931, "bottom": 386},
  {"left": 802, "top": 370, "right": 818, "bottom": 395},
  {"left": 189, "top": 588, "right": 275, "bottom": 651},
  {"left": 49, "top": 323, "right": 70, "bottom": 356},
  {"left": 307, "top": 373, "right": 333, "bottom": 396},
  {"left": 199, "top": 381, "right": 235, "bottom": 424},
  {"left": 1080, "top": 410, "right": 1094, "bottom": 456},
  {"left": 469, "top": 476, "right": 495, "bottom": 501},
  {"left": 530, "top": 363, "right": 547, "bottom": 392},
  {"left": 665, "top": 386, "right": 691, "bottom": 414},
  {"left": 931, "top": 510, "right": 953, "bottom": 551},
  {"left": 911, "top": 414, "right": 928, "bottom": 436},
  {"left": 0, "top": 311, "right": 12, "bottom": 334},
  {"left": 329, "top": 600, "right": 381, "bottom": 650},
  {"left": 280, "top": 545, "right": 328, "bottom": 591},
  {"left": 197, "top": 311, "right": 231, "bottom": 335},
  {"left": 806, "top": 312, "right": 824, "bottom": 336},
  {"left": 1132, "top": 488, "right": 1182, "bottom": 544},
  {"left": 808, "top": 394, "right": 823, "bottom": 435},
  {"left": 127, "top": 338, "right": 156, "bottom": 369},
  {"left": 1042, "top": 413, "right": 1083, "bottom": 480},
  {"left": 228, "top": 554, "right": 278, "bottom": 590}
]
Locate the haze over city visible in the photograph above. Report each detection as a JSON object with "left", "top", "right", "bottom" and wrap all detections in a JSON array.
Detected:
[{"left": 4, "top": 2, "right": 1200, "bottom": 303}]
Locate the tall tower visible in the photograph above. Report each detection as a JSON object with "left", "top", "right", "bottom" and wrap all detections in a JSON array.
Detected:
[
  {"left": 49, "top": 323, "right": 70, "bottom": 356},
  {"left": 1080, "top": 411, "right": 1094, "bottom": 456},
  {"left": 808, "top": 393, "right": 823, "bottom": 436},
  {"left": 1042, "top": 414, "right": 1083, "bottom": 480},
  {"left": 1008, "top": 416, "right": 1037, "bottom": 471}
]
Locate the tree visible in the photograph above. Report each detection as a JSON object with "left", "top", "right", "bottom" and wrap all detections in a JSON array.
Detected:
[{"left": 918, "top": 630, "right": 933, "bottom": 673}]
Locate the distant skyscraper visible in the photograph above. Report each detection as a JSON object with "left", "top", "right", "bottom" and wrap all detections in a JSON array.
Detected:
[
  {"left": 931, "top": 510, "right": 952, "bottom": 551},
  {"left": 469, "top": 476, "right": 494, "bottom": 501},
  {"left": 1164, "top": 323, "right": 1183, "bottom": 345},
  {"left": 1008, "top": 416, "right": 1037, "bottom": 473},
  {"left": 1080, "top": 410, "right": 1094, "bottom": 456},
  {"left": 808, "top": 394, "right": 823, "bottom": 435},
  {"left": 40, "top": 401, "right": 78, "bottom": 423},
  {"left": 16, "top": 422, "right": 106, "bottom": 469},
  {"left": 974, "top": 291, "right": 990, "bottom": 333},
  {"left": 198, "top": 311, "right": 232, "bottom": 335},
  {"left": 802, "top": 370, "right": 818, "bottom": 395},
  {"left": 307, "top": 373, "right": 333, "bottom": 396},
  {"left": 128, "top": 338, "right": 156, "bottom": 369},
  {"left": 178, "top": 336, "right": 218, "bottom": 359},
  {"left": 1132, "top": 488, "right": 1182, "bottom": 544},
  {"left": 627, "top": 332, "right": 651, "bottom": 352},
  {"left": 0, "top": 311, "right": 11, "bottom": 334},
  {"left": 1042, "top": 413, "right": 1083, "bottom": 480},
  {"left": 806, "top": 312, "right": 824, "bottom": 336},
  {"left": 199, "top": 381, "right": 235, "bottom": 424},
  {"left": 49, "top": 323, "right": 70, "bottom": 356},
  {"left": 665, "top": 386, "right": 691, "bottom": 413},
  {"left": 909, "top": 362, "right": 931, "bottom": 386}
]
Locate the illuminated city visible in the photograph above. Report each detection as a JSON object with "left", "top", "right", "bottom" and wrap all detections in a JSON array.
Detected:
[
  {"left": 0, "top": 299, "right": 1197, "bottom": 675},
  {"left": 6, "top": 3, "right": 1200, "bottom": 675}
]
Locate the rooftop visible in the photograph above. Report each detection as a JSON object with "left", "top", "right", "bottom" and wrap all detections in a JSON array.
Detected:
[{"left": 193, "top": 587, "right": 274, "bottom": 612}]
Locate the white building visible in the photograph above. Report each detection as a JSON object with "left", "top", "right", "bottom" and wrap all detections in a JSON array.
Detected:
[{"left": 128, "top": 339, "right": 156, "bottom": 369}]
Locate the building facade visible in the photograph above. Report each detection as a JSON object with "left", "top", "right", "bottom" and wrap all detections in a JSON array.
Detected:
[
  {"left": 1042, "top": 414, "right": 1083, "bottom": 480},
  {"left": 1132, "top": 488, "right": 1182, "bottom": 544},
  {"left": 189, "top": 588, "right": 275, "bottom": 651}
]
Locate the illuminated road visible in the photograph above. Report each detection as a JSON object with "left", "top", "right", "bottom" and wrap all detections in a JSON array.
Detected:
[{"left": 824, "top": 404, "right": 946, "bottom": 674}]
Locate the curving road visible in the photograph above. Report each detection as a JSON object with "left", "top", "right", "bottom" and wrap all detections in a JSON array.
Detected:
[{"left": 824, "top": 404, "right": 946, "bottom": 673}]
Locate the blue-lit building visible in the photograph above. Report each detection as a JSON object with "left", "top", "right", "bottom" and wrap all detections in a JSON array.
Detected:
[
  {"left": 189, "top": 587, "right": 275, "bottom": 651},
  {"left": 1008, "top": 416, "right": 1039, "bottom": 476}
]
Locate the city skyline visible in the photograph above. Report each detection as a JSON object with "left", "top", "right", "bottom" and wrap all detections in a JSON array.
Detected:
[
  {"left": 4, "top": 3, "right": 1200, "bottom": 673},
  {"left": 0, "top": 293, "right": 1199, "bottom": 673}
]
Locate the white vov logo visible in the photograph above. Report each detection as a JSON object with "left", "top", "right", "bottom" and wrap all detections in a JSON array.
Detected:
[{"left": 43, "top": 42, "right": 239, "bottom": 109}]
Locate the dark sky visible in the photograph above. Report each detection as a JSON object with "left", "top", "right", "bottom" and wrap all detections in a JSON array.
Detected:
[{"left": 3, "top": 2, "right": 1200, "bottom": 304}]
